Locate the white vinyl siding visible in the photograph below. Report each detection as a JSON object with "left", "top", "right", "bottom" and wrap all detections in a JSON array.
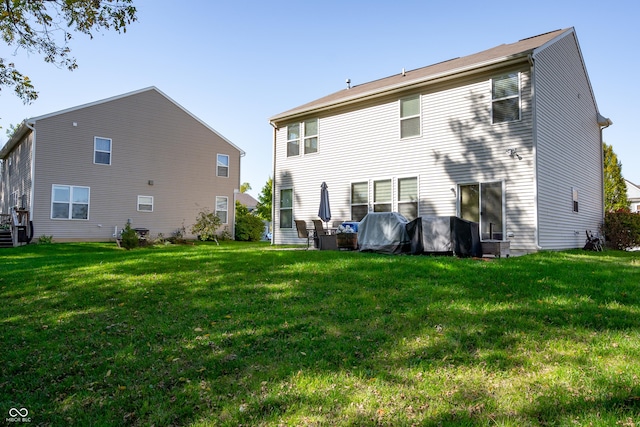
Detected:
[
  {"left": 94, "top": 137, "right": 112, "bottom": 165},
  {"left": 534, "top": 32, "right": 604, "bottom": 249},
  {"left": 216, "top": 196, "right": 228, "bottom": 224},
  {"left": 137, "top": 195, "right": 154, "bottom": 212},
  {"left": 272, "top": 69, "right": 536, "bottom": 249},
  {"left": 51, "top": 185, "right": 90, "bottom": 220}
]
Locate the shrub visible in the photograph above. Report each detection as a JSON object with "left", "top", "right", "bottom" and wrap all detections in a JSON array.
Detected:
[
  {"left": 602, "top": 211, "right": 640, "bottom": 250},
  {"left": 120, "top": 223, "right": 139, "bottom": 250},
  {"left": 191, "top": 209, "right": 222, "bottom": 241},
  {"left": 37, "top": 235, "right": 53, "bottom": 244},
  {"left": 235, "top": 202, "right": 264, "bottom": 241}
]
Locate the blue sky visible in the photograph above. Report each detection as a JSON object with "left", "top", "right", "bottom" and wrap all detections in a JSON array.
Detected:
[{"left": 1, "top": 0, "right": 638, "bottom": 196}]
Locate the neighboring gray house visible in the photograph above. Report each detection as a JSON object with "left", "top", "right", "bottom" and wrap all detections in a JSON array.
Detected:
[
  {"left": 0, "top": 87, "right": 244, "bottom": 243},
  {"left": 626, "top": 179, "right": 640, "bottom": 213},
  {"left": 269, "top": 28, "right": 611, "bottom": 253}
]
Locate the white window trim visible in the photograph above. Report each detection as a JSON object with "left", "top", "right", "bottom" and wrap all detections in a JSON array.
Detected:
[
  {"left": 215, "top": 196, "right": 229, "bottom": 224},
  {"left": 279, "top": 187, "right": 294, "bottom": 229},
  {"left": 217, "top": 154, "right": 230, "bottom": 178},
  {"left": 350, "top": 180, "right": 369, "bottom": 221},
  {"left": 303, "top": 118, "right": 319, "bottom": 155},
  {"left": 137, "top": 195, "right": 154, "bottom": 212},
  {"left": 491, "top": 73, "right": 521, "bottom": 124},
  {"left": 286, "top": 124, "right": 300, "bottom": 157},
  {"left": 93, "top": 136, "right": 112, "bottom": 165},
  {"left": 400, "top": 95, "right": 422, "bottom": 139},
  {"left": 51, "top": 184, "right": 90, "bottom": 220},
  {"left": 373, "top": 177, "right": 394, "bottom": 212},
  {"left": 397, "top": 175, "right": 419, "bottom": 220},
  {"left": 286, "top": 119, "right": 320, "bottom": 157}
]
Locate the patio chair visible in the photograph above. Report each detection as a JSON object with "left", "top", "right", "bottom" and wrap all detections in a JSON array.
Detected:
[
  {"left": 584, "top": 230, "right": 603, "bottom": 251},
  {"left": 312, "top": 219, "right": 329, "bottom": 236},
  {"left": 294, "top": 220, "right": 312, "bottom": 249}
]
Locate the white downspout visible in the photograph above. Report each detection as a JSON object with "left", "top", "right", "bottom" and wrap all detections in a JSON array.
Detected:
[
  {"left": 269, "top": 121, "right": 278, "bottom": 245},
  {"left": 529, "top": 54, "right": 543, "bottom": 251},
  {"left": 25, "top": 120, "right": 36, "bottom": 223}
]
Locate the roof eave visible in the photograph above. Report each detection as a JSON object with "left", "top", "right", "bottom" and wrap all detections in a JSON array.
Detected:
[
  {"left": 0, "top": 120, "right": 33, "bottom": 159},
  {"left": 269, "top": 52, "right": 531, "bottom": 126}
]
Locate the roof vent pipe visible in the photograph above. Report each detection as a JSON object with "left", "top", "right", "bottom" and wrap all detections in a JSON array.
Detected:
[
  {"left": 402, "top": 68, "right": 406, "bottom": 76},
  {"left": 346, "top": 78, "right": 351, "bottom": 89}
]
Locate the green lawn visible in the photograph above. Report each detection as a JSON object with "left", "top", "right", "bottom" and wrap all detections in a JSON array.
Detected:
[{"left": 1, "top": 242, "right": 639, "bottom": 426}]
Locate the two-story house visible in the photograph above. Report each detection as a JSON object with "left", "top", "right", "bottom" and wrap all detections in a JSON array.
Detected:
[
  {"left": 0, "top": 87, "right": 244, "bottom": 243},
  {"left": 269, "top": 28, "right": 611, "bottom": 254}
]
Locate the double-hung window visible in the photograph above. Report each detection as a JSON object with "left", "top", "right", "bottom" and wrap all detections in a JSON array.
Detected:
[
  {"left": 492, "top": 73, "right": 520, "bottom": 123},
  {"left": 373, "top": 179, "right": 392, "bottom": 212},
  {"left": 351, "top": 182, "right": 369, "bottom": 221},
  {"left": 51, "top": 185, "right": 89, "bottom": 220},
  {"left": 287, "top": 119, "right": 319, "bottom": 157},
  {"left": 138, "top": 195, "right": 154, "bottom": 212},
  {"left": 398, "top": 177, "right": 418, "bottom": 221},
  {"left": 280, "top": 188, "right": 293, "bottom": 228},
  {"left": 94, "top": 137, "right": 112, "bottom": 165},
  {"left": 400, "top": 95, "right": 421, "bottom": 138},
  {"left": 217, "top": 154, "right": 229, "bottom": 177},
  {"left": 287, "top": 124, "right": 300, "bottom": 157},
  {"left": 303, "top": 119, "right": 318, "bottom": 154},
  {"left": 216, "top": 196, "right": 228, "bottom": 224}
]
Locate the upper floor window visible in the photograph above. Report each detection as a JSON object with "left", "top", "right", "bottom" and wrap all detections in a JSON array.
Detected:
[
  {"left": 216, "top": 196, "right": 228, "bottom": 224},
  {"left": 287, "top": 124, "right": 300, "bottom": 157},
  {"left": 304, "top": 119, "right": 318, "bottom": 154},
  {"left": 400, "top": 96, "right": 421, "bottom": 138},
  {"left": 492, "top": 73, "right": 520, "bottom": 123},
  {"left": 137, "top": 195, "right": 154, "bottom": 212},
  {"left": 287, "top": 119, "right": 319, "bottom": 157},
  {"left": 94, "top": 137, "right": 112, "bottom": 165},
  {"left": 51, "top": 185, "right": 89, "bottom": 220},
  {"left": 217, "top": 154, "right": 229, "bottom": 177}
]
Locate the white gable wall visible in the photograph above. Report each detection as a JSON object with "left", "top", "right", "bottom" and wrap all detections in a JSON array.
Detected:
[
  {"left": 534, "top": 31, "right": 604, "bottom": 249},
  {"left": 274, "top": 67, "right": 538, "bottom": 251}
]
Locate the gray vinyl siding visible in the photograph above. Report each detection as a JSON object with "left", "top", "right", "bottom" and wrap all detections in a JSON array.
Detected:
[
  {"left": 534, "top": 32, "right": 603, "bottom": 250},
  {"left": 30, "top": 89, "right": 241, "bottom": 241},
  {"left": 0, "top": 133, "right": 33, "bottom": 213},
  {"left": 274, "top": 68, "right": 538, "bottom": 250}
]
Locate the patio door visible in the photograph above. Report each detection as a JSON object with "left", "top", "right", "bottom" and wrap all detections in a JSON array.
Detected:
[{"left": 459, "top": 182, "right": 504, "bottom": 240}]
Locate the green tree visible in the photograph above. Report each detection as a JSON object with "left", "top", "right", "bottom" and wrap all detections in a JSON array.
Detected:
[
  {"left": 1, "top": 1, "right": 137, "bottom": 104},
  {"left": 240, "top": 182, "right": 251, "bottom": 193},
  {"left": 255, "top": 176, "right": 272, "bottom": 222},
  {"left": 603, "top": 142, "right": 628, "bottom": 212},
  {"left": 234, "top": 201, "right": 264, "bottom": 241}
]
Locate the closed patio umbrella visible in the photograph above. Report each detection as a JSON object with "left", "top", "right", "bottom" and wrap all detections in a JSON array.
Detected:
[{"left": 318, "top": 182, "right": 331, "bottom": 231}]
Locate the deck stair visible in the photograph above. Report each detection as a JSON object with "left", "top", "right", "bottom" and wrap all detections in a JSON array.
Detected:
[{"left": 0, "top": 229, "right": 12, "bottom": 248}]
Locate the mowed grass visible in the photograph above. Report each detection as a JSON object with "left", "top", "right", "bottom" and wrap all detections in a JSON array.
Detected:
[{"left": 1, "top": 242, "right": 639, "bottom": 426}]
